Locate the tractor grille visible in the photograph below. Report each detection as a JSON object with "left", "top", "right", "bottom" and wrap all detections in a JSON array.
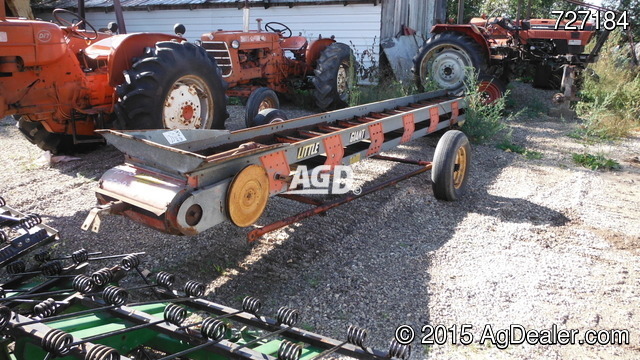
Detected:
[{"left": 202, "top": 41, "right": 232, "bottom": 77}]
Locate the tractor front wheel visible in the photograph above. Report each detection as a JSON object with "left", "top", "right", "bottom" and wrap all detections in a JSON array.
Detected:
[
  {"left": 413, "top": 32, "right": 487, "bottom": 94},
  {"left": 477, "top": 75, "right": 506, "bottom": 104},
  {"left": 245, "top": 88, "right": 280, "bottom": 128},
  {"left": 312, "top": 42, "right": 354, "bottom": 110},
  {"left": 431, "top": 130, "right": 471, "bottom": 201},
  {"left": 116, "top": 41, "right": 228, "bottom": 130}
]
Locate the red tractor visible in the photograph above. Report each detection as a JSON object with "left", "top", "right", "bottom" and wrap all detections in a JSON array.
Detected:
[
  {"left": 199, "top": 17, "right": 354, "bottom": 127},
  {"left": 412, "top": 0, "right": 623, "bottom": 103},
  {"left": 0, "top": 2, "right": 227, "bottom": 153}
]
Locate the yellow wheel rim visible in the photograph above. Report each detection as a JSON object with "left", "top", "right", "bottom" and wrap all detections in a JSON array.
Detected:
[
  {"left": 258, "top": 97, "right": 278, "bottom": 112},
  {"left": 227, "top": 165, "right": 270, "bottom": 227},
  {"left": 453, "top": 146, "right": 467, "bottom": 189}
]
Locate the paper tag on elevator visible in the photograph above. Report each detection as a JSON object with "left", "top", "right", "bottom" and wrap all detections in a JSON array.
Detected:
[
  {"left": 162, "top": 129, "right": 187, "bottom": 145},
  {"left": 0, "top": 32, "right": 7, "bottom": 42}
]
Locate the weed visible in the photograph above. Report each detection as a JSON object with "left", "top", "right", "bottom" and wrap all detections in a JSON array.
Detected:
[
  {"left": 496, "top": 140, "right": 543, "bottom": 160},
  {"left": 212, "top": 264, "right": 226, "bottom": 275},
  {"left": 461, "top": 69, "right": 509, "bottom": 143},
  {"left": 572, "top": 152, "right": 621, "bottom": 171}
]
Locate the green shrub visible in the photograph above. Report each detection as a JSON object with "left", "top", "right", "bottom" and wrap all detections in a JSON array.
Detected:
[
  {"left": 576, "top": 31, "right": 640, "bottom": 139},
  {"left": 460, "top": 69, "right": 509, "bottom": 143},
  {"left": 572, "top": 152, "right": 621, "bottom": 171}
]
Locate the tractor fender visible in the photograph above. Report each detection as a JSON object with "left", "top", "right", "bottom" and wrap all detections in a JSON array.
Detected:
[
  {"left": 430, "top": 24, "right": 491, "bottom": 61},
  {"left": 305, "top": 38, "right": 336, "bottom": 67},
  {"left": 89, "top": 33, "right": 184, "bottom": 87}
]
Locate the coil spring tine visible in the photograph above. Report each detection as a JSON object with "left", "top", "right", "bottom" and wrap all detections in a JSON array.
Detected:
[
  {"left": 72, "top": 274, "right": 96, "bottom": 293},
  {"left": 163, "top": 304, "right": 187, "bottom": 326},
  {"left": 314, "top": 325, "right": 368, "bottom": 359},
  {"left": 41, "top": 329, "right": 72, "bottom": 356},
  {"left": 232, "top": 307, "right": 303, "bottom": 353},
  {"left": 201, "top": 318, "right": 226, "bottom": 341},
  {"left": 19, "top": 214, "right": 41, "bottom": 230},
  {"left": 101, "top": 286, "right": 128, "bottom": 306},
  {"left": 241, "top": 296, "right": 262, "bottom": 315},
  {"left": 184, "top": 280, "right": 205, "bottom": 297},
  {"left": 388, "top": 339, "right": 411, "bottom": 360},
  {"left": 34, "top": 250, "right": 51, "bottom": 263},
  {"left": 71, "top": 249, "right": 89, "bottom": 264},
  {"left": 0, "top": 230, "right": 6, "bottom": 243},
  {"left": 276, "top": 307, "right": 300, "bottom": 327},
  {"left": 155, "top": 271, "right": 175, "bottom": 288},
  {"left": 85, "top": 344, "right": 120, "bottom": 360},
  {"left": 6, "top": 260, "right": 26, "bottom": 275},
  {"left": 42, "top": 260, "right": 63, "bottom": 276},
  {"left": 33, "top": 298, "right": 58, "bottom": 318},
  {"left": 346, "top": 325, "right": 367, "bottom": 348},
  {"left": 0, "top": 305, "right": 11, "bottom": 328},
  {"left": 0, "top": 196, "right": 5, "bottom": 207},
  {"left": 91, "top": 268, "right": 114, "bottom": 286},
  {"left": 120, "top": 254, "right": 140, "bottom": 271},
  {"left": 278, "top": 340, "right": 302, "bottom": 360}
]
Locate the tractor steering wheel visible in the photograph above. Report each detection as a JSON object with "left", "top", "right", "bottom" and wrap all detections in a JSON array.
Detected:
[
  {"left": 53, "top": 8, "right": 98, "bottom": 40},
  {"left": 264, "top": 22, "right": 292, "bottom": 38}
]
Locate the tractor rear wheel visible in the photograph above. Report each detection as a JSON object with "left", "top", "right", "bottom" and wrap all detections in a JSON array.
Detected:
[
  {"left": 413, "top": 32, "right": 487, "bottom": 94},
  {"left": 116, "top": 41, "right": 228, "bottom": 130},
  {"left": 431, "top": 130, "right": 471, "bottom": 201},
  {"left": 245, "top": 88, "right": 280, "bottom": 128},
  {"left": 312, "top": 42, "right": 354, "bottom": 110}
]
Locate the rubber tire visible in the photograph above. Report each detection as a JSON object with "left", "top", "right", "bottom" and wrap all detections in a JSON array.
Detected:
[
  {"left": 413, "top": 32, "right": 487, "bottom": 94},
  {"left": 116, "top": 41, "right": 228, "bottom": 130},
  {"left": 244, "top": 88, "right": 280, "bottom": 128},
  {"left": 251, "top": 108, "right": 288, "bottom": 127},
  {"left": 532, "top": 64, "right": 562, "bottom": 89},
  {"left": 431, "top": 130, "right": 471, "bottom": 201},
  {"left": 312, "top": 42, "right": 354, "bottom": 110},
  {"left": 477, "top": 75, "right": 507, "bottom": 105},
  {"left": 17, "top": 118, "right": 101, "bottom": 155}
]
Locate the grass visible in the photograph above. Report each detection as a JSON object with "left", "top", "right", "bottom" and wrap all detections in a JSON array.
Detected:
[
  {"left": 496, "top": 140, "right": 543, "bottom": 160},
  {"left": 575, "top": 31, "right": 640, "bottom": 140},
  {"left": 572, "top": 152, "right": 621, "bottom": 171}
]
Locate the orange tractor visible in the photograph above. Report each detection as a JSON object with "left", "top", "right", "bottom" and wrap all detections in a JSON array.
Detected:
[
  {"left": 199, "top": 15, "right": 354, "bottom": 127},
  {"left": 0, "top": 1, "right": 227, "bottom": 153}
]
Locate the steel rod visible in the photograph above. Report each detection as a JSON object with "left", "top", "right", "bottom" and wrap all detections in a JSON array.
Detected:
[{"left": 247, "top": 163, "right": 432, "bottom": 241}]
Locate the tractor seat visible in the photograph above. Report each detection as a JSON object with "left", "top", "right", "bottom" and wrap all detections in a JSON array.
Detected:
[{"left": 280, "top": 36, "right": 308, "bottom": 51}]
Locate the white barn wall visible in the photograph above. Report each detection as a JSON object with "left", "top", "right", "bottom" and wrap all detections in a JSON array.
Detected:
[{"left": 37, "top": 5, "right": 381, "bottom": 75}]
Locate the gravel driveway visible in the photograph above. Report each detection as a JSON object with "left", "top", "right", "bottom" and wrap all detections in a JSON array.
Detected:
[{"left": 1, "top": 84, "right": 638, "bottom": 359}]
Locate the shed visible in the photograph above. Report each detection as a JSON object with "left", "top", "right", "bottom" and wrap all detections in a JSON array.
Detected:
[{"left": 32, "top": 0, "right": 446, "bottom": 81}]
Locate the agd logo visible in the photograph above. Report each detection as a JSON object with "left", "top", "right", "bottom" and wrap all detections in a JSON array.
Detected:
[{"left": 285, "top": 165, "right": 361, "bottom": 195}]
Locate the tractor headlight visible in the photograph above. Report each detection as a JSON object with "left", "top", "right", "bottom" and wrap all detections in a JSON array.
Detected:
[{"left": 231, "top": 40, "right": 241, "bottom": 49}]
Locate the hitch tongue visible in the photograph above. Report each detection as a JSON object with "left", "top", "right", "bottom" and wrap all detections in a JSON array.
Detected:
[{"left": 81, "top": 201, "right": 128, "bottom": 233}]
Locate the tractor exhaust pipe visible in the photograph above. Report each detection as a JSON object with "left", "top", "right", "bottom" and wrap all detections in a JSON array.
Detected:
[{"left": 242, "top": 0, "right": 250, "bottom": 32}]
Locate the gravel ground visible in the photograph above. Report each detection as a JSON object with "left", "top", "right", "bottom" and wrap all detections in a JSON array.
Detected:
[{"left": 1, "top": 84, "right": 639, "bottom": 359}]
